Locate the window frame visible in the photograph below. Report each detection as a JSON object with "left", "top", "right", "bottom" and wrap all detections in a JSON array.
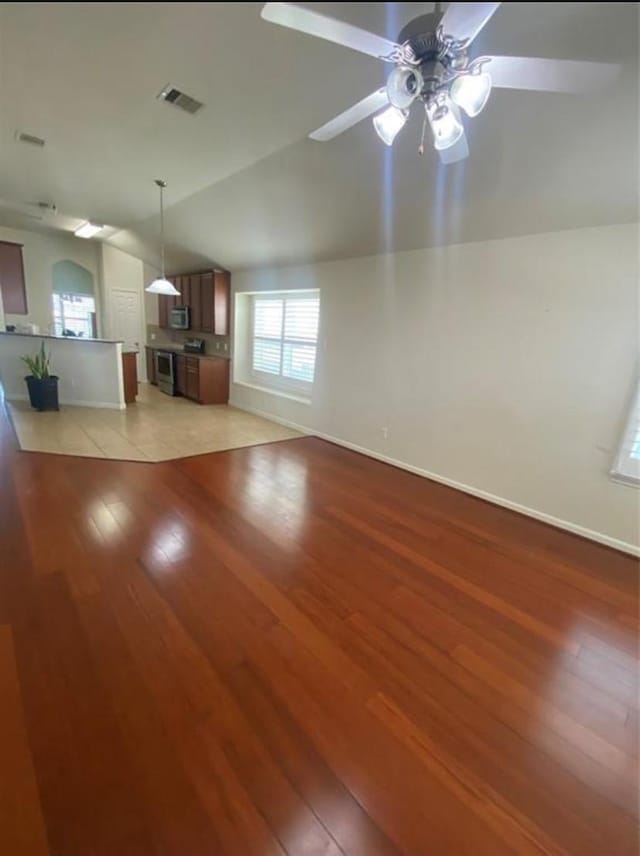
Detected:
[
  {"left": 250, "top": 290, "right": 320, "bottom": 396},
  {"left": 611, "top": 384, "right": 640, "bottom": 487}
]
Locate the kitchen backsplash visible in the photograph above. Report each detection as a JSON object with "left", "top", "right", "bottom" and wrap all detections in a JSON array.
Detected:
[{"left": 146, "top": 324, "right": 230, "bottom": 357}]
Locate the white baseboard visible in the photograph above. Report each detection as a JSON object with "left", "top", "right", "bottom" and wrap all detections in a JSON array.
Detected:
[
  {"left": 8, "top": 394, "right": 125, "bottom": 411},
  {"left": 230, "top": 398, "right": 640, "bottom": 557}
]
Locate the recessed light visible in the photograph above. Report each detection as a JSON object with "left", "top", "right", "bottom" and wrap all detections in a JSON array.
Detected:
[{"left": 74, "top": 222, "right": 104, "bottom": 239}]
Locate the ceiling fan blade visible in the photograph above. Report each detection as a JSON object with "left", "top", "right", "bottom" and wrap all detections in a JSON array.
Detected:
[
  {"left": 261, "top": 3, "right": 400, "bottom": 61},
  {"left": 486, "top": 55, "right": 620, "bottom": 93},
  {"left": 440, "top": 3, "right": 501, "bottom": 44},
  {"left": 310, "top": 88, "right": 389, "bottom": 142},
  {"left": 438, "top": 130, "right": 469, "bottom": 165}
]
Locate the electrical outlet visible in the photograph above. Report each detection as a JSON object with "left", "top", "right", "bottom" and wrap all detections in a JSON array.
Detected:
[
  {"left": 381, "top": 427, "right": 388, "bottom": 440},
  {"left": 216, "top": 342, "right": 220, "bottom": 350},
  {"left": 223, "top": 343, "right": 228, "bottom": 352},
  {"left": 150, "top": 332, "right": 156, "bottom": 341}
]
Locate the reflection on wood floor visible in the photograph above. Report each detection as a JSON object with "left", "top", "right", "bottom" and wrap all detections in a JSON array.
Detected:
[
  {"left": 7, "top": 382, "right": 302, "bottom": 461},
  {"left": 0, "top": 395, "right": 638, "bottom": 855}
]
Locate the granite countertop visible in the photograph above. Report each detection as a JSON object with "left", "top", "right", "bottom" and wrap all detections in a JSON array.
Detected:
[
  {"left": 1, "top": 330, "right": 123, "bottom": 345},
  {"left": 145, "top": 342, "right": 231, "bottom": 361}
]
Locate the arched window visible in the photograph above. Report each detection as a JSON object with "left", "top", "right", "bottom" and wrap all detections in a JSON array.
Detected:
[{"left": 51, "top": 260, "right": 96, "bottom": 337}]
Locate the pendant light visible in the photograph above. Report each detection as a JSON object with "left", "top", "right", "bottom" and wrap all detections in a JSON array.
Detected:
[{"left": 145, "top": 179, "right": 179, "bottom": 295}]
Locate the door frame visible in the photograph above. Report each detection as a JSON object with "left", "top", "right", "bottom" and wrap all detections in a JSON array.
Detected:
[{"left": 110, "top": 287, "right": 146, "bottom": 382}]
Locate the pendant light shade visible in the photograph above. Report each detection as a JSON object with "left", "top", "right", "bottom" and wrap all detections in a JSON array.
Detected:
[
  {"left": 146, "top": 278, "right": 180, "bottom": 295},
  {"left": 145, "top": 179, "right": 179, "bottom": 295}
]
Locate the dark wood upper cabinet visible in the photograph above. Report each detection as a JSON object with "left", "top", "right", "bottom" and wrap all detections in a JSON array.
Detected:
[
  {"left": 214, "top": 270, "right": 230, "bottom": 336},
  {"left": 156, "top": 268, "right": 229, "bottom": 334},
  {"left": 189, "top": 274, "right": 202, "bottom": 331},
  {"left": 0, "top": 241, "right": 27, "bottom": 315},
  {"left": 181, "top": 275, "right": 191, "bottom": 308},
  {"left": 158, "top": 294, "right": 169, "bottom": 328},
  {"left": 200, "top": 272, "right": 215, "bottom": 333}
]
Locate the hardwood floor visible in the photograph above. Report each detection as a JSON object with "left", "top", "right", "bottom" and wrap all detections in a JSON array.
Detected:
[{"left": 1, "top": 396, "right": 638, "bottom": 855}]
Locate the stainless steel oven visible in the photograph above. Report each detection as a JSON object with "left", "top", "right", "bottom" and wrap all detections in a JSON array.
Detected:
[
  {"left": 170, "top": 305, "right": 190, "bottom": 330},
  {"left": 155, "top": 350, "right": 176, "bottom": 395}
]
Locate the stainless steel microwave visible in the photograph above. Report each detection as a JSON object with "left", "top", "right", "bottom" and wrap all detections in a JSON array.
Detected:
[{"left": 170, "top": 305, "right": 190, "bottom": 329}]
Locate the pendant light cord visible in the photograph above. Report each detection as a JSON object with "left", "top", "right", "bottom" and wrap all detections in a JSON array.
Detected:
[
  {"left": 155, "top": 178, "right": 167, "bottom": 279},
  {"left": 159, "top": 183, "right": 165, "bottom": 279}
]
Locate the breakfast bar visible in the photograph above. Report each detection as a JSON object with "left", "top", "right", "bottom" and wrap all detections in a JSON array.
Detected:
[{"left": 0, "top": 331, "right": 128, "bottom": 409}]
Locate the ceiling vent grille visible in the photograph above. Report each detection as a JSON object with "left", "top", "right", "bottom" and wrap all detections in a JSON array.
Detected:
[
  {"left": 157, "top": 84, "right": 204, "bottom": 115},
  {"left": 15, "top": 131, "right": 46, "bottom": 147}
]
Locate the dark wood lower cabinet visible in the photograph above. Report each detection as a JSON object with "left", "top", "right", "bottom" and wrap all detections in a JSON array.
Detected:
[
  {"left": 122, "top": 352, "right": 138, "bottom": 404},
  {"left": 146, "top": 347, "right": 229, "bottom": 403},
  {"left": 186, "top": 358, "right": 200, "bottom": 401},
  {"left": 145, "top": 347, "right": 157, "bottom": 385},
  {"left": 175, "top": 354, "right": 186, "bottom": 396}
]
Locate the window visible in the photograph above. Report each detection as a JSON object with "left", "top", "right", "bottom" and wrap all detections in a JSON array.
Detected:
[
  {"left": 52, "top": 293, "right": 96, "bottom": 338},
  {"left": 252, "top": 292, "right": 320, "bottom": 389},
  {"left": 611, "top": 385, "right": 640, "bottom": 485}
]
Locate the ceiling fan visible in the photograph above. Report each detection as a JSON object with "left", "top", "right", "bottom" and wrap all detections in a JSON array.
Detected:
[{"left": 261, "top": 2, "right": 620, "bottom": 164}]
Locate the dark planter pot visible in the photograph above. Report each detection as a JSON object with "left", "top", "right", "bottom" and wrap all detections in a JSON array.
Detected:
[{"left": 25, "top": 375, "right": 60, "bottom": 411}]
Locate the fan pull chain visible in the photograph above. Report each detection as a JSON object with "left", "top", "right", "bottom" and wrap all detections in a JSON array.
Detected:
[{"left": 418, "top": 112, "right": 428, "bottom": 155}]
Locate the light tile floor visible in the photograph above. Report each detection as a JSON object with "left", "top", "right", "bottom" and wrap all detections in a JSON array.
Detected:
[{"left": 7, "top": 383, "right": 303, "bottom": 462}]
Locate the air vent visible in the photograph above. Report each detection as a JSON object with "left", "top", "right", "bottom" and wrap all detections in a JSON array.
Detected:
[
  {"left": 15, "top": 130, "right": 46, "bottom": 147},
  {"left": 157, "top": 84, "right": 204, "bottom": 115}
]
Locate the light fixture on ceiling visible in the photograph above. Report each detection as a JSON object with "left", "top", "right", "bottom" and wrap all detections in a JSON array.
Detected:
[
  {"left": 74, "top": 222, "right": 104, "bottom": 239},
  {"left": 373, "top": 106, "right": 408, "bottom": 146},
  {"left": 386, "top": 66, "right": 423, "bottom": 110},
  {"left": 262, "top": 2, "right": 621, "bottom": 165},
  {"left": 145, "top": 179, "right": 180, "bottom": 296},
  {"left": 450, "top": 70, "right": 492, "bottom": 117},
  {"left": 425, "top": 96, "right": 464, "bottom": 151}
]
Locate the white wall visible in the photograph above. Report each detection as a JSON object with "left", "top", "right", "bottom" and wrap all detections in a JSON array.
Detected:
[
  {"left": 0, "top": 225, "right": 100, "bottom": 332},
  {"left": 231, "top": 223, "right": 640, "bottom": 553}
]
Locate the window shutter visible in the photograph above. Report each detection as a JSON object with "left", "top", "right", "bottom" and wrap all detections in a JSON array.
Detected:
[{"left": 252, "top": 292, "right": 320, "bottom": 386}]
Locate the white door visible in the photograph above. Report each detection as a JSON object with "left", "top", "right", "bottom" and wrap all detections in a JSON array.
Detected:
[{"left": 111, "top": 288, "right": 145, "bottom": 380}]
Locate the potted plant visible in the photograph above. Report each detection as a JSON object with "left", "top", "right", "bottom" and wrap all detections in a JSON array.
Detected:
[{"left": 21, "top": 341, "right": 59, "bottom": 411}]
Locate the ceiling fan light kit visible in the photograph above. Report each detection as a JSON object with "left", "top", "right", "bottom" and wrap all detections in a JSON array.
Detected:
[
  {"left": 373, "top": 106, "right": 409, "bottom": 146},
  {"left": 261, "top": 2, "right": 620, "bottom": 165},
  {"left": 426, "top": 95, "right": 464, "bottom": 151}
]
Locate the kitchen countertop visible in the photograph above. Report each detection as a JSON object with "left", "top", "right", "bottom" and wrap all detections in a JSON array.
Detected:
[
  {"left": 145, "top": 342, "right": 230, "bottom": 361},
  {"left": 1, "top": 330, "right": 123, "bottom": 345}
]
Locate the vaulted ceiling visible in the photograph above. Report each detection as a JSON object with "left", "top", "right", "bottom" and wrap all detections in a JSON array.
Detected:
[{"left": 0, "top": 2, "right": 637, "bottom": 272}]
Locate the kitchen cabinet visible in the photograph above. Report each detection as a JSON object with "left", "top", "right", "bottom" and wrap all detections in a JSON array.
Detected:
[
  {"left": 122, "top": 352, "right": 138, "bottom": 404},
  {"left": 156, "top": 268, "right": 229, "bottom": 335},
  {"left": 189, "top": 274, "right": 202, "bottom": 331},
  {"left": 175, "top": 354, "right": 186, "bottom": 396},
  {"left": 146, "top": 346, "right": 157, "bottom": 384},
  {"left": 199, "top": 272, "right": 214, "bottom": 333},
  {"left": 186, "top": 357, "right": 200, "bottom": 401},
  {"left": 214, "top": 270, "right": 230, "bottom": 335},
  {"left": 158, "top": 294, "right": 168, "bottom": 328}
]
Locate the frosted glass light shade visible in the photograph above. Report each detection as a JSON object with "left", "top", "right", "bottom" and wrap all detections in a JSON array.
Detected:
[
  {"left": 386, "top": 66, "right": 423, "bottom": 109},
  {"left": 451, "top": 72, "right": 492, "bottom": 117},
  {"left": 373, "top": 106, "right": 408, "bottom": 146},
  {"left": 145, "top": 278, "right": 180, "bottom": 296},
  {"left": 426, "top": 98, "right": 464, "bottom": 150}
]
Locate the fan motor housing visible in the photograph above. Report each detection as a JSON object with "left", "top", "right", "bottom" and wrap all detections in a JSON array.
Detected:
[{"left": 397, "top": 12, "right": 443, "bottom": 61}]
